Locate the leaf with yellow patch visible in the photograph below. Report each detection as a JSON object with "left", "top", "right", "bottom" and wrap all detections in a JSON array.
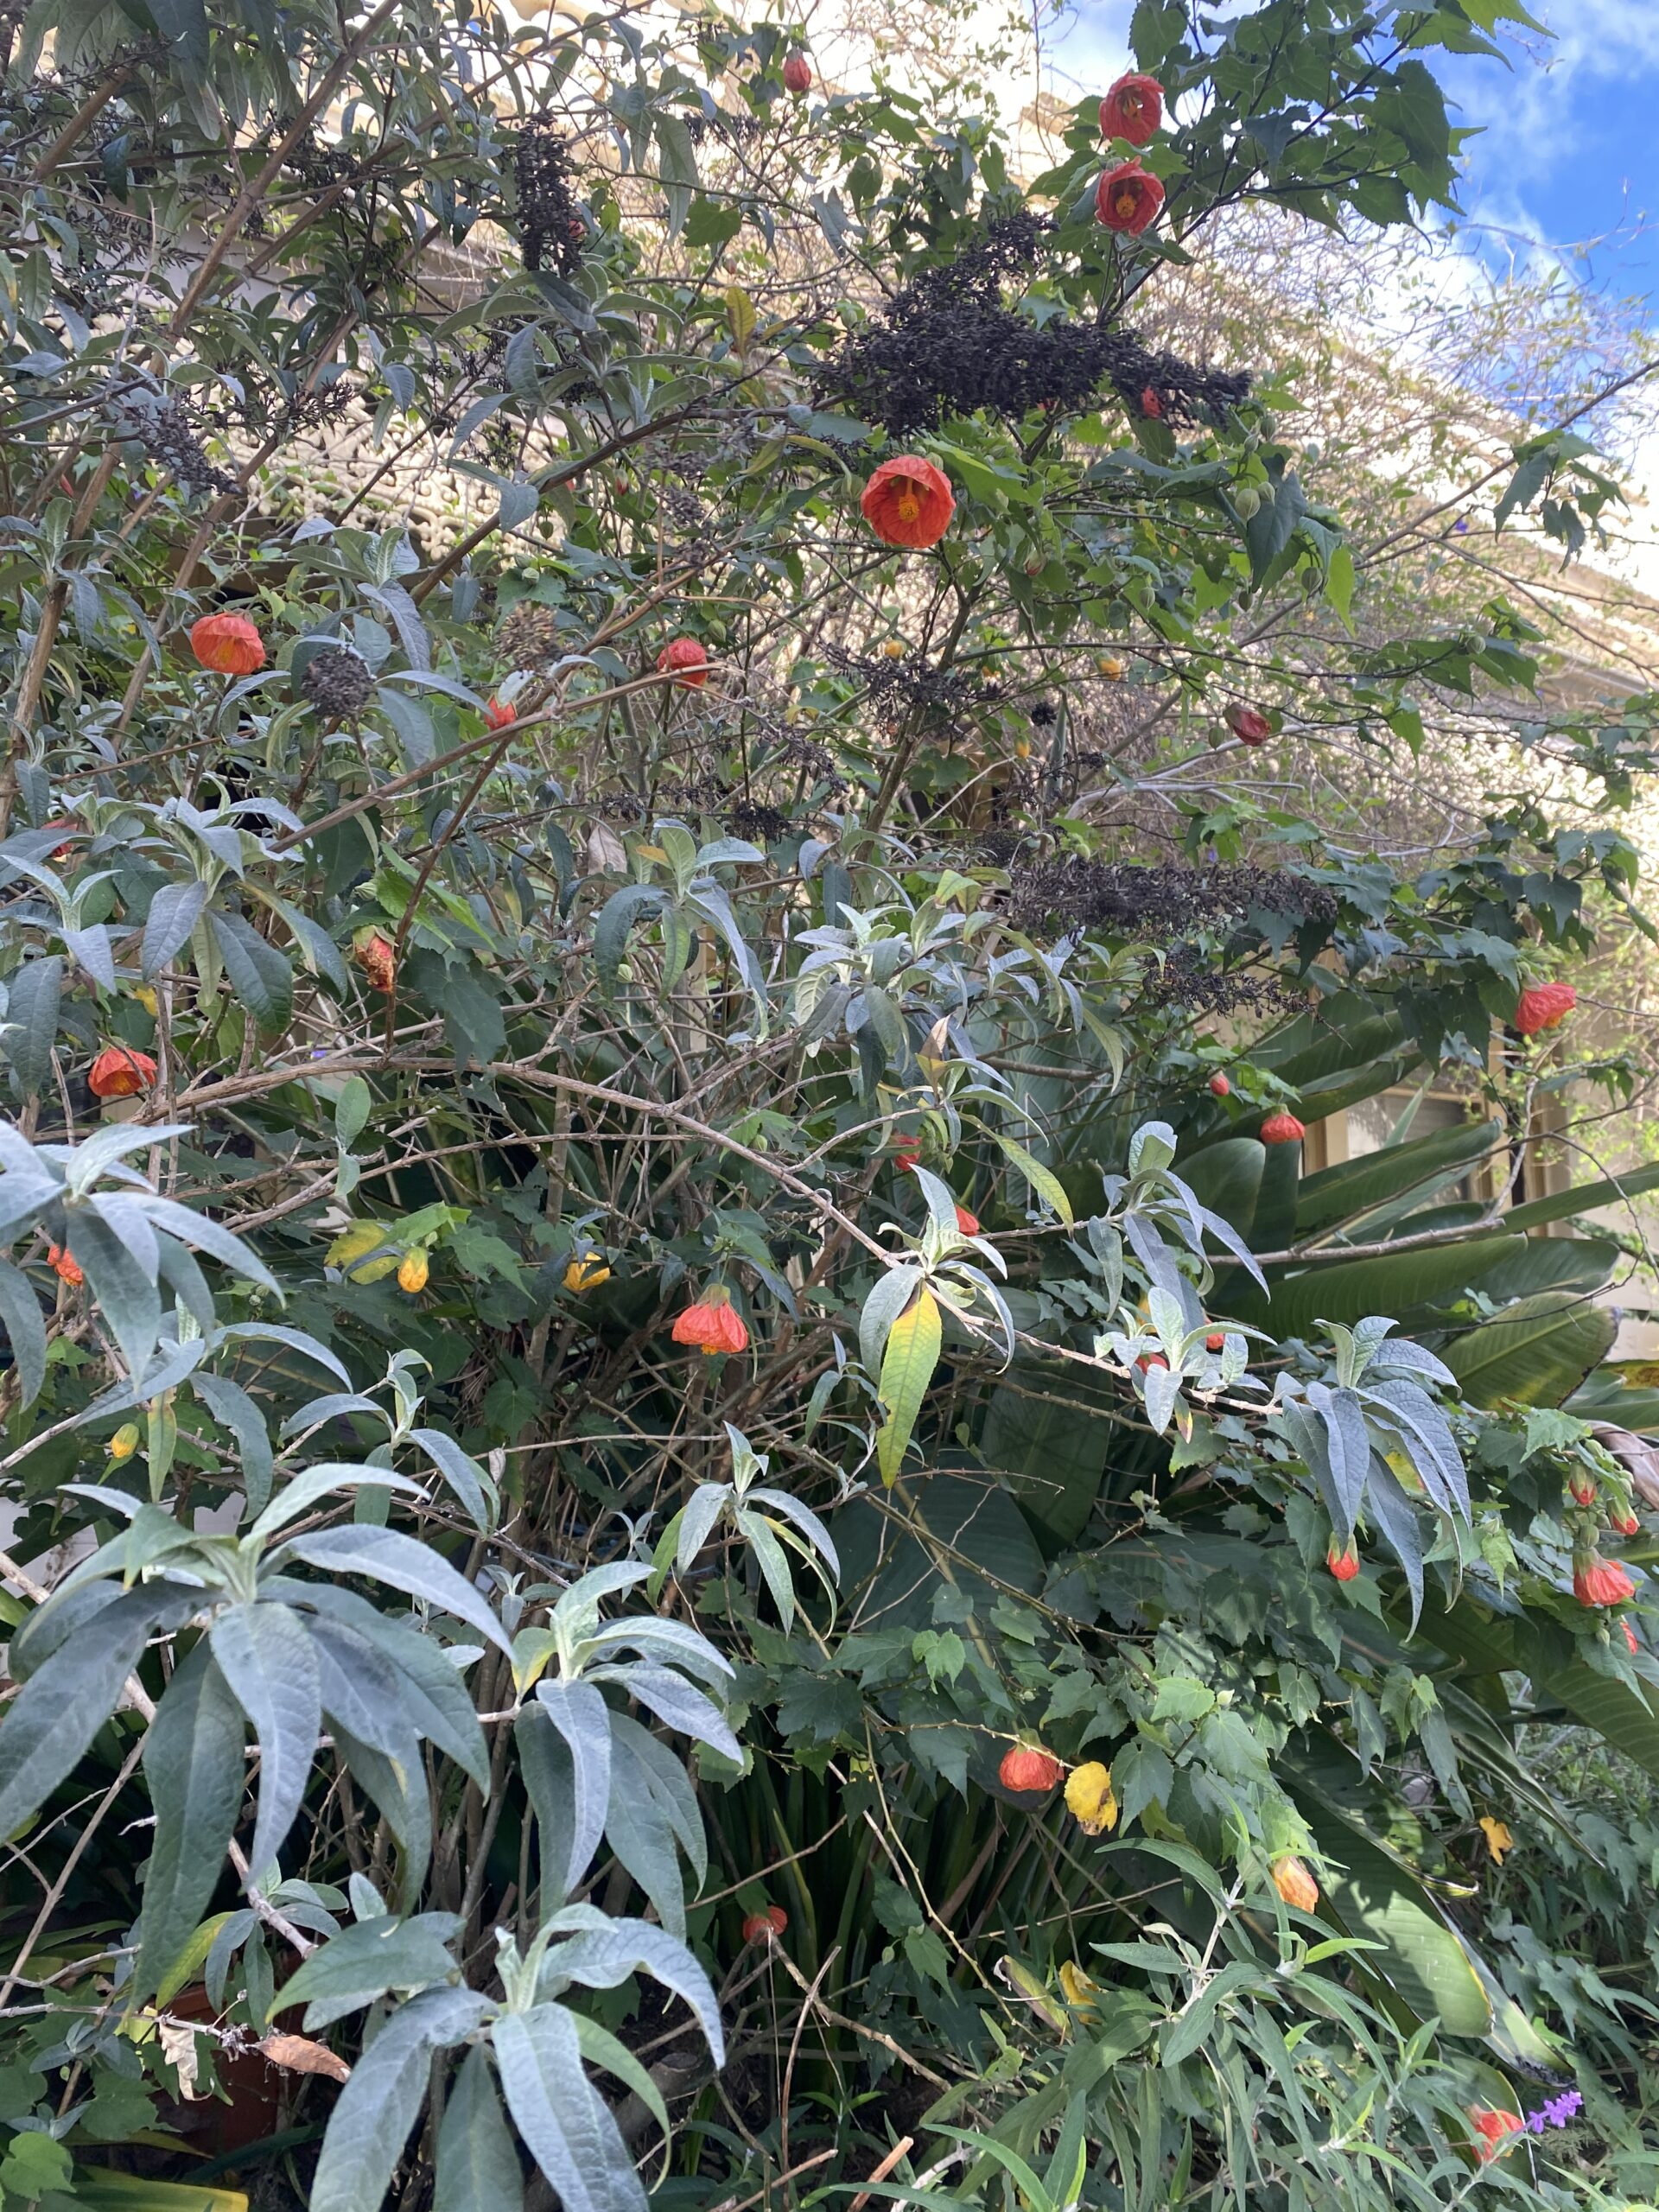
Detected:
[{"left": 876, "top": 1285, "right": 940, "bottom": 1485}]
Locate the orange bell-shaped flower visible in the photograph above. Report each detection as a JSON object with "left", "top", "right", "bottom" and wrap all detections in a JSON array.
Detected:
[
  {"left": 88, "top": 1046, "right": 157, "bottom": 1099},
  {"left": 671, "top": 1284, "right": 749, "bottom": 1355},
  {"left": 861, "top": 456, "right": 955, "bottom": 550},
  {"left": 190, "top": 613, "right": 266, "bottom": 675}
]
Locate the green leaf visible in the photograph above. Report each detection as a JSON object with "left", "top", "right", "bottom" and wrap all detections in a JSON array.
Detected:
[
  {"left": 279, "top": 1527, "right": 513, "bottom": 1654},
  {"left": 435, "top": 2044, "right": 524, "bottom": 2212},
  {"left": 1224, "top": 1233, "right": 1525, "bottom": 1338},
  {"left": 207, "top": 1602, "right": 321, "bottom": 1882},
  {"left": 0, "top": 1586, "right": 175, "bottom": 1838},
  {"left": 990, "top": 1130, "right": 1074, "bottom": 1226},
  {"left": 0, "top": 1255, "right": 47, "bottom": 1408},
  {"left": 210, "top": 910, "right": 293, "bottom": 1033},
  {"left": 280, "top": 1911, "right": 462, "bottom": 2032},
  {"left": 981, "top": 1363, "right": 1116, "bottom": 1544},
  {"left": 592, "top": 882, "right": 668, "bottom": 993},
  {"left": 143, "top": 880, "right": 211, "bottom": 979},
  {"left": 310, "top": 1987, "right": 492, "bottom": 2212},
  {"left": 1294, "top": 1119, "right": 1503, "bottom": 1236},
  {"left": 1441, "top": 1292, "right": 1618, "bottom": 1409},
  {"left": 335, "top": 1076, "right": 372, "bottom": 1149},
  {"left": 136, "top": 1642, "right": 246, "bottom": 2000},
  {"left": 3, "top": 954, "right": 62, "bottom": 1096},
  {"left": 1504, "top": 1156, "right": 1659, "bottom": 1233},
  {"left": 876, "top": 1285, "right": 941, "bottom": 1484},
  {"left": 494, "top": 2003, "right": 648, "bottom": 2212}
]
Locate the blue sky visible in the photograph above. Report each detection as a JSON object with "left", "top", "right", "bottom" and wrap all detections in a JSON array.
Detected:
[{"left": 1047, "top": 1, "right": 1659, "bottom": 304}]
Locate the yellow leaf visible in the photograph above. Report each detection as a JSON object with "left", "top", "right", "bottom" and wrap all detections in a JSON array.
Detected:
[
  {"left": 1478, "top": 1815, "right": 1513, "bottom": 1866},
  {"left": 876, "top": 1285, "right": 940, "bottom": 1485},
  {"left": 725, "top": 285, "right": 757, "bottom": 351}
]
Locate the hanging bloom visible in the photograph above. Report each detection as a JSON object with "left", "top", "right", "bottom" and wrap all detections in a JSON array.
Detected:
[
  {"left": 783, "top": 51, "right": 811, "bottom": 93},
  {"left": 1613, "top": 1509, "right": 1641, "bottom": 1537},
  {"left": 190, "top": 612, "right": 266, "bottom": 675},
  {"left": 1471, "top": 2107, "right": 1523, "bottom": 2160},
  {"left": 1058, "top": 1961, "right": 1101, "bottom": 2010},
  {"left": 1260, "top": 1111, "right": 1305, "bottom": 1146},
  {"left": 656, "top": 637, "right": 709, "bottom": 689},
  {"left": 890, "top": 1139, "right": 922, "bottom": 1173},
  {"left": 1567, "top": 1470, "right": 1598, "bottom": 1507},
  {"left": 742, "top": 1904, "right": 787, "bottom": 1943},
  {"left": 88, "top": 1046, "right": 157, "bottom": 1099},
  {"left": 1525, "top": 2089, "right": 1584, "bottom": 2134},
  {"left": 954, "top": 1202, "right": 981, "bottom": 1236},
  {"left": 1515, "top": 982, "right": 1576, "bottom": 1037},
  {"left": 998, "top": 1744, "right": 1065, "bottom": 1794},
  {"left": 1478, "top": 1815, "right": 1513, "bottom": 1865},
  {"left": 1326, "top": 1538, "right": 1360, "bottom": 1583},
  {"left": 46, "top": 1243, "right": 83, "bottom": 1287},
  {"left": 564, "top": 1251, "right": 612, "bottom": 1293},
  {"left": 354, "top": 930, "right": 397, "bottom": 995},
  {"left": 110, "top": 1421, "right": 140, "bottom": 1461},
  {"left": 484, "top": 696, "right": 517, "bottom": 728},
  {"left": 1573, "top": 1552, "right": 1636, "bottom": 1609},
  {"left": 397, "top": 1250, "right": 429, "bottom": 1295},
  {"left": 1097, "top": 654, "right": 1127, "bottom": 678},
  {"left": 1065, "top": 1760, "right": 1118, "bottom": 1835},
  {"left": 1208, "top": 1072, "right": 1230, "bottom": 1096},
  {"left": 861, "top": 455, "right": 955, "bottom": 550},
  {"left": 1094, "top": 159, "right": 1165, "bottom": 236},
  {"left": 672, "top": 1284, "right": 749, "bottom": 1355},
  {"left": 1270, "top": 1854, "right": 1319, "bottom": 1911},
  {"left": 1624, "top": 1618, "right": 1641, "bottom": 1655},
  {"left": 1205, "top": 1332, "right": 1225, "bottom": 1354},
  {"left": 1136, "top": 1352, "right": 1169, "bottom": 1374},
  {"left": 1225, "top": 703, "right": 1273, "bottom": 745},
  {"left": 1099, "top": 73, "right": 1164, "bottom": 147}
]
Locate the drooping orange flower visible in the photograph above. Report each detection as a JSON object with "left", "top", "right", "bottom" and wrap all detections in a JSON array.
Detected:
[
  {"left": 1099, "top": 73, "right": 1164, "bottom": 147},
  {"left": 999, "top": 1745, "right": 1065, "bottom": 1794},
  {"left": 1093, "top": 159, "right": 1166, "bottom": 236},
  {"left": 397, "top": 1250, "right": 429, "bottom": 1294},
  {"left": 1208, "top": 1071, "right": 1230, "bottom": 1097},
  {"left": 742, "top": 1903, "right": 788, "bottom": 1942},
  {"left": 1326, "top": 1539, "right": 1360, "bottom": 1582},
  {"left": 1260, "top": 1111, "right": 1304, "bottom": 1146},
  {"left": 190, "top": 613, "right": 266, "bottom": 676},
  {"left": 783, "top": 51, "right": 811, "bottom": 93},
  {"left": 354, "top": 930, "right": 397, "bottom": 995},
  {"left": 1139, "top": 385, "right": 1165, "bottom": 419},
  {"left": 1613, "top": 1509, "right": 1641, "bottom": 1537},
  {"left": 1470, "top": 2107, "right": 1523, "bottom": 2161},
  {"left": 672, "top": 1284, "right": 749, "bottom": 1355},
  {"left": 1515, "top": 982, "right": 1576, "bottom": 1036},
  {"left": 484, "top": 696, "right": 517, "bottom": 729},
  {"left": 861, "top": 455, "right": 955, "bottom": 550},
  {"left": 1205, "top": 1332, "right": 1225, "bottom": 1354},
  {"left": 46, "top": 1243, "right": 83, "bottom": 1287},
  {"left": 1573, "top": 1553, "right": 1637, "bottom": 1609},
  {"left": 1225, "top": 703, "right": 1273, "bottom": 745},
  {"left": 656, "top": 637, "right": 709, "bottom": 688},
  {"left": 1624, "top": 1619, "right": 1641, "bottom": 1654},
  {"left": 954, "top": 1202, "right": 981, "bottom": 1236},
  {"left": 1270, "top": 1855, "right": 1319, "bottom": 1910},
  {"left": 88, "top": 1046, "right": 156, "bottom": 1099}
]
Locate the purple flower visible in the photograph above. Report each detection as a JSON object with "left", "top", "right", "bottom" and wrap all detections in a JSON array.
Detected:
[{"left": 1525, "top": 2089, "right": 1583, "bottom": 2134}]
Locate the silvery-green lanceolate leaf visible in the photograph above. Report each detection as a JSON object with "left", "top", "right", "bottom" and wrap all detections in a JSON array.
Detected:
[
  {"left": 136, "top": 1640, "right": 247, "bottom": 2002},
  {"left": 309, "top": 1986, "right": 492, "bottom": 2212},
  {"left": 277, "top": 1526, "right": 512, "bottom": 1655},
  {"left": 493, "top": 2005, "right": 647, "bottom": 2212},
  {"left": 434, "top": 2044, "right": 524, "bottom": 2212},
  {"left": 532, "top": 1678, "right": 612, "bottom": 1894},
  {"left": 279, "top": 1910, "right": 462, "bottom": 2032},
  {"left": 208, "top": 1602, "right": 321, "bottom": 1884}
]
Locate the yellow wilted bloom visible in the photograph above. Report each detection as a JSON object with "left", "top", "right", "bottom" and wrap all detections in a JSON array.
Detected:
[
  {"left": 397, "top": 1250, "right": 429, "bottom": 1294},
  {"left": 1065, "top": 1760, "right": 1118, "bottom": 1835},
  {"left": 880, "top": 639, "right": 905, "bottom": 660},
  {"left": 1058, "top": 1961, "right": 1100, "bottom": 2011},
  {"left": 565, "top": 1252, "right": 611, "bottom": 1293},
  {"left": 1271, "top": 1854, "right": 1319, "bottom": 1911},
  {"left": 109, "top": 1421, "right": 141, "bottom": 1461},
  {"left": 1478, "top": 1815, "right": 1513, "bottom": 1866}
]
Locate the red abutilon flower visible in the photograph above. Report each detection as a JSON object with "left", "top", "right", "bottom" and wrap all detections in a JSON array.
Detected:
[
  {"left": 1568, "top": 1471, "right": 1599, "bottom": 1508},
  {"left": 742, "top": 1904, "right": 788, "bottom": 1942},
  {"left": 1094, "top": 159, "right": 1165, "bottom": 236},
  {"left": 1136, "top": 1352, "right": 1169, "bottom": 1374},
  {"left": 1624, "top": 1619, "right": 1641, "bottom": 1654},
  {"left": 1326, "top": 1538, "right": 1360, "bottom": 1583},
  {"left": 1205, "top": 1332, "right": 1225, "bottom": 1354},
  {"left": 1471, "top": 2107, "right": 1523, "bottom": 2161},
  {"left": 1270, "top": 1855, "right": 1319, "bottom": 1911},
  {"left": 46, "top": 1243, "right": 83, "bottom": 1287},
  {"left": 1208, "top": 1071, "right": 1230, "bottom": 1097},
  {"left": 999, "top": 1745, "right": 1065, "bottom": 1794},
  {"left": 954, "top": 1202, "right": 981, "bottom": 1236},
  {"left": 783, "top": 51, "right": 811, "bottom": 93},
  {"left": 1224, "top": 703, "right": 1273, "bottom": 745},
  {"left": 354, "top": 930, "right": 397, "bottom": 995},
  {"left": 861, "top": 455, "right": 955, "bottom": 550},
  {"left": 657, "top": 636, "right": 709, "bottom": 689},
  {"left": 1515, "top": 982, "right": 1576, "bottom": 1037},
  {"left": 190, "top": 612, "right": 265, "bottom": 676},
  {"left": 1139, "top": 385, "right": 1164, "bottom": 419},
  {"left": 484, "top": 696, "right": 517, "bottom": 728},
  {"left": 88, "top": 1045, "right": 156, "bottom": 1099},
  {"left": 1613, "top": 1509, "right": 1641, "bottom": 1537},
  {"left": 1573, "top": 1552, "right": 1637, "bottom": 1609},
  {"left": 1099, "top": 72, "right": 1164, "bottom": 147},
  {"left": 890, "top": 1139, "right": 922, "bottom": 1173},
  {"left": 1259, "top": 1111, "right": 1305, "bottom": 1146},
  {"left": 672, "top": 1284, "right": 749, "bottom": 1356},
  {"left": 41, "top": 817, "right": 75, "bottom": 861}
]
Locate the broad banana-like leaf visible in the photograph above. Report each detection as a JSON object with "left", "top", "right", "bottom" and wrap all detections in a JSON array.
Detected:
[
  {"left": 1442, "top": 1292, "right": 1617, "bottom": 1409},
  {"left": 1223, "top": 1234, "right": 1524, "bottom": 1338},
  {"left": 1294, "top": 1119, "right": 1503, "bottom": 1238},
  {"left": 1506, "top": 1157, "right": 1659, "bottom": 1234}
]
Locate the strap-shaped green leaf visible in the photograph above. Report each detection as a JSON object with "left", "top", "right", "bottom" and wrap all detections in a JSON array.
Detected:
[
  {"left": 876, "top": 1284, "right": 941, "bottom": 1484},
  {"left": 136, "top": 1641, "right": 245, "bottom": 2002}
]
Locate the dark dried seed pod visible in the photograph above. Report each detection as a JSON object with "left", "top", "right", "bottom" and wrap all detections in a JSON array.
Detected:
[
  {"left": 497, "top": 602, "right": 563, "bottom": 670},
  {"left": 300, "top": 647, "right": 375, "bottom": 718}
]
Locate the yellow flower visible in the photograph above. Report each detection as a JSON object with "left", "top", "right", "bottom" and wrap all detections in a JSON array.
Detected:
[
  {"left": 1478, "top": 1815, "right": 1513, "bottom": 1866},
  {"left": 1014, "top": 738, "right": 1031, "bottom": 760},
  {"left": 880, "top": 639, "right": 905, "bottom": 659},
  {"left": 1058, "top": 1961, "right": 1101, "bottom": 2011},
  {"left": 132, "top": 985, "right": 159, "bottom": 1016},
  {"left": 1064, "top": 1760, "right": 1118, "bottom": 1835},
  {"left": 109, "top": 1421, "right": 141, "bottom": 1461},
  {"left": 565, "top": 1252, "right": 612, "bottom": 1293},
  {"left": 397, "top": 1249, "right": 429, "bottom": 1294},
  {"left": 1096, "top": 654, "right": 1126, "bottom": 680},
  {"left": 1271, "top": 1854, "right": 1319, "bottom": 1911}
]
